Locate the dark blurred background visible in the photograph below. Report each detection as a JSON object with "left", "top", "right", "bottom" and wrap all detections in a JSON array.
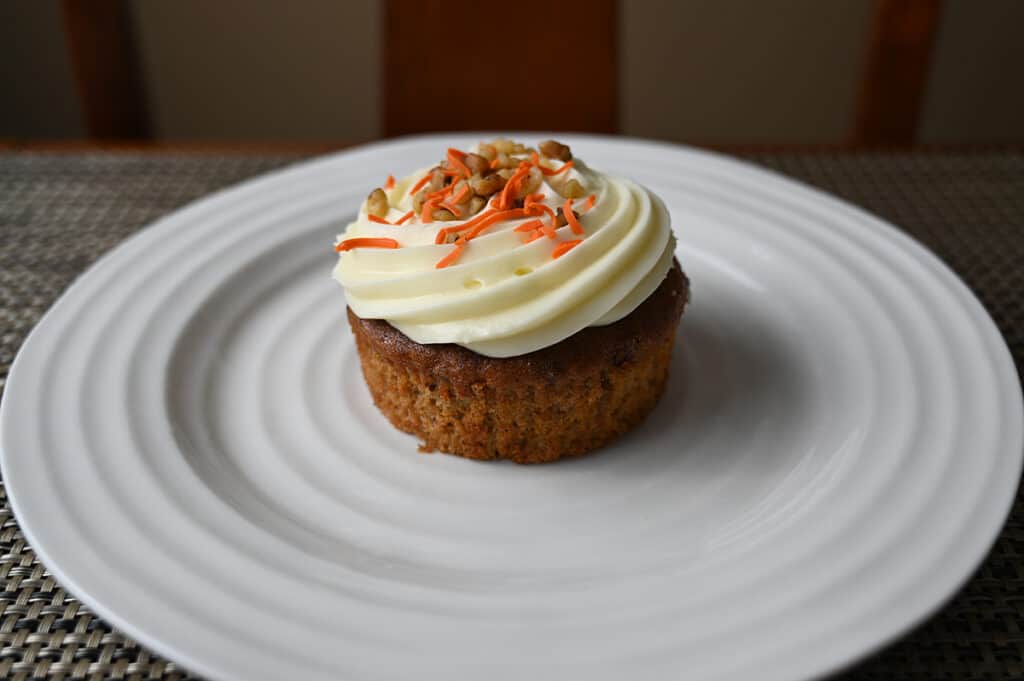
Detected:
[{"left": 1, "top": 0, "right": 1022, "bottom": 147}]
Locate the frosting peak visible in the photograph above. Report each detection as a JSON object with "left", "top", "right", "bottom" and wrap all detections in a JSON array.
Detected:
[{"left": 333, "top": 139, "right": 675, "bottom": 357}]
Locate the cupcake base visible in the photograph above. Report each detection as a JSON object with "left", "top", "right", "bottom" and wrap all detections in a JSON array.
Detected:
[{"left": 347, "top": 260, "right": 688, "bottom": 464}]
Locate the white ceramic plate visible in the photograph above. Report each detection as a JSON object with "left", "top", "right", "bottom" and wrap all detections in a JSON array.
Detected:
[{"left": 2, "top": 135, "right": 1021, "bottom": 681}]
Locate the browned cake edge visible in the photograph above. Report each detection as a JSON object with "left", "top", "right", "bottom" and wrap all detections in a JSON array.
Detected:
[{"left": 347, "top": 259, "right": 689, "bottom": 463}]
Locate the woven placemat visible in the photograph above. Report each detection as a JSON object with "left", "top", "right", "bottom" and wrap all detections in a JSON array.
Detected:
[{"left": 0, "top": 150, "right": 1021, "bottom": 680}]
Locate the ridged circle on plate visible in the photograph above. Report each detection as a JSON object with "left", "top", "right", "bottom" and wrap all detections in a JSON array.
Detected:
[{"left": 2, "top": 135, "right": 1021, "bottom": 681}]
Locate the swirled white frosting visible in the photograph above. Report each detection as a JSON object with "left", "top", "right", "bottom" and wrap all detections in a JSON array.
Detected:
[{"left": 333, "top": 152, "right": 675, "bottom": 357}]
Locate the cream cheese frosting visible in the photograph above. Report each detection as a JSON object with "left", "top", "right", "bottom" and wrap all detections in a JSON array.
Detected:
[{"left": 333, "top": 142, "right": 675, "bottom": 358}]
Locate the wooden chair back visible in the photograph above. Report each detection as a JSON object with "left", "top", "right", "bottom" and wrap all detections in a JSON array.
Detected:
[{"left": 61, "top": 0, "right": 944, "bottom": 147}]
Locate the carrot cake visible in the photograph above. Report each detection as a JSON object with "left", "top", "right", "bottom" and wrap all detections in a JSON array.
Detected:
[{"left": 333, "top": 138, "right": 688, "bottom": 463}]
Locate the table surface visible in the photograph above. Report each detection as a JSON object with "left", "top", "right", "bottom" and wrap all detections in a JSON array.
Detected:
[{"left": 0, "top": 149, "right": 1021, "bottom": 681}]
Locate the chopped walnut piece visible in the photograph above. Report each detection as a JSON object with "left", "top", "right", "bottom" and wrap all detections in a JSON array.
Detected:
[
  {"left": 516, "top": 167, "right": 543, "bottom": 198},
  {"left": 539, "top": 139, "right": 572, "bottom": 162},
  {"left": 450, "top": 179, "right": 471, "bottom": 201},
  {"left": 554, "top": 207, "right": 580, "bottom": 227},
  {"left": 477, "top": 143, "right": 497, "bottom": 161},
  {"left": 432, "top": 208, "right": 457, "bottom": 221},
  {"left": 492, "top": 138, "right": 528, "bottom": 155},
  {"left": 552, "top": 178, "right": 586, "bottom": 199},
  {"left": 470, "top": 171, "right": 506, "bottom": 196},
  {"left": 412, "top": 190, "right": 426, "bottom": 213},
  {"left": 554, "top": 208, "right": 568, "bottom": 227},
  {"left": 493, "top": 153, "right": 523, "bottom": 170},
  {"left": 464, "top": 153, "right": 489, "bottom": 175},
  {"left": 468, "top": 195, "right": 486, "bottom": 215},
  {"left": 366, "top": 188, "right": 388, "bottom": 218},
  {"left": 427, "top": 167, "right": 445, "bottom": 192}
]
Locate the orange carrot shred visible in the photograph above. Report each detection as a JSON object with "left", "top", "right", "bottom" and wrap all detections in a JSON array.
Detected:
[
  {"left": 433, "top": 207, "right": 530, "bottom": 245},
  {"left": 435, "top": 241, "right": 465, "bottom": 269},
  {"left": 540, "top": 160, "right": 574, "bottom": 176},
  {"left": 434, "top": 208, "right": 493, "bottom": 244},
  {"left": 523, "top": 192, "right": 545, "bottom": 211},
  {"left": 448, "top": 182, "right": 470, "bottom": 205},
  {"left": 551, "top": 239, "right": 582, "bottom": 259},
  {"left": 498, "top": 164, "right": 531, "bottom": 209},
  {"left": 526, "top": 202, "right": 557, "bottom": 237},
  {"left": 410, "top": 173, "right": 432, "bottom": 194},
  {"left": 498, "top": 173, "right": 517, "bottom": 209},
  {"left": 447, "top": 149, "right": 471, "bottom": 178},
  {"left": 523, "top": 229, "right": 545, "bottom": 244},
  {"left": 489, "top": 158, "right": 501, "bottom": 169},
  {"left": 396, "top": 210, "right": 415, "bottom": 225},
  {"left": 465, "top": 208, "right": 528, "bottom": 240},
  {"left": 335, "top": 237, "right": 400, "bottom": 252},
  {"left": 450, "top": 207, "right": 495, "bottom": 233},
  {"left": 421, "top": 198, "right": 438, "bottom": 223},
  {"left": 426, "top": 184, "right": 453, "bottom": 200},
  {"left": 585, "top": 194, "right": 596, "bottom": 210},
  {"left": 367, "top": 215, "right": 392, "bottom": 224},
  {"left": 514, "top": 219, "right": 545, "bottom": 233},
  {"left": 563, "top": 198, "right": 584, "bottom": 235},
  {"left": 438, "top": 201, "right": 463, "bottom": 218},
  {"left": 384, "top": 175, "right": 395, "bottom": 190},
  {"left": 447, "top": 147, "right": 467, "bottom": 160}
]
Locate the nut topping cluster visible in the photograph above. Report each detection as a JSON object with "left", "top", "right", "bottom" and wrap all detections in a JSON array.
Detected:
[{"left": 366, "top": 138, "right": 580, "bottom": 222}]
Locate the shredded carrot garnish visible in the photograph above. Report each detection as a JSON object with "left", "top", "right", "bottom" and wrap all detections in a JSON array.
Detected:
[
  {"left": 585, "top": 194, "right": 596, "bottom": 210},
  {"left": 530, "top": 151, "right": 540, "bottom": 166},
  {"left": 523, "top": 192, "right": 545, "bottom": 212},
  {"left": 513, "top": 219, "right": 545, "bottom": 233},
  {"left": 435, "top": 240, "right": 466, "bottom": 269},
  {"left": 367, "top": 214, "right": 392, "bottom": 225},
  {"left": 384, "top": 175, "right": 395, "bottom": 190},
  {"left": 447, "top": 149, "right": 471, "bottom": 178},
  {"left": 551, "top": 239, "right": 582, "bottom": 259},
  {"left": 523, "top": 229, "right": 545, "bottom": 244},
  {"left": 426, "top": 184, "right": 454, "bottom": 200},
  {"left": 442, "top": 167, "right": 462, "bottom": 177},
  {"left": 465, "top": 208, "right": 528, "bottom": 240},
  {"left": 421, "top": 198, "right": 439, "bottom": 223},
  {"left": 563, "top": 198, "right": 584, "bottom": 235},
  {"left": 396, "top": 210, "right": 415, "bottom": 225},
  {"left": 434, "top": 208, "right": 494, "bottom": 244},
  {"left": 435, "top": 209, "right": 526, "bottom": 245},
  {"left": 448, "top": 182, "right": 470, "bottom": 205},
  {"left": 438, "top": 201, "right": 463, "bottom": 218},
  {"left": 335, "top": 237, "right": 400, "bottom": 252},
  {"left": 540, "top": 160, "right": 574, "bottom": 176},
  {"left": 447, "top": 147, "right": 467, "bottom": 160},
  {"left": 410, "top": 172, "right": 432, "bottom": 195},
  {"left": 525, "top": 202, "right": 557, "bottom": 237},
  {"left": 454, "top": 208, "right": 499, "bottom": 233},
  {"left": 498, "top": 164, "right": 532, "bottom": 209},
  {"left": 489, "top": 158, "right": 502, "bottom": 169}
]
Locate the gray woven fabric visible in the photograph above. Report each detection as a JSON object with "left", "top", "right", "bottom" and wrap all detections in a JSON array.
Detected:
[{"left": 0, "top": 150, "right": 1021, "bottom": 680}]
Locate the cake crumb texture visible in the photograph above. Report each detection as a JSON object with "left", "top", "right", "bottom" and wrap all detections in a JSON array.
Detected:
[{"left": 348, "top": 261, "right": 688, "bottom": 464}]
